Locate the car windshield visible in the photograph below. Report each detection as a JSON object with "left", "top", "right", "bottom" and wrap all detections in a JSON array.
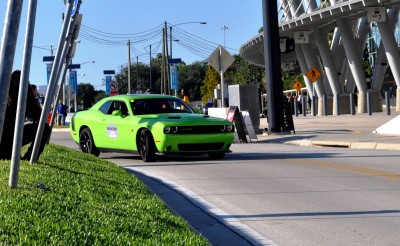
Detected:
[{"left": 131, "top": 98, "right": 193, "bottom": 115}]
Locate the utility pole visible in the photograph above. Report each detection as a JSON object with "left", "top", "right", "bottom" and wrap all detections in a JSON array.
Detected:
[
  {"left": 127, "top": 39, "right": 131, "bottom": 94},
  {"left": 161, "top": 28, "right": 165, "bottom": 94},
  {"left": 170, "top": 26, "right": 173, "bottom": 58},
  {"left": 149, "top": 44, "right": 152, "bottom": 89},
  {"left": 165, "top": 21, "right": 170, "bottom": 95},
  {"left": 120, "top": 64, "right": 123, "bottom": 94},
  {"left": 136, "top": 56, "right": 139, "bottom": 93}
]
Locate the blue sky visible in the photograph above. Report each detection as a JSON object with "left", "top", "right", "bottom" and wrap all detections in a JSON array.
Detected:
[{"left": 1, "top": 0, "right": 262, "bottom": 89}]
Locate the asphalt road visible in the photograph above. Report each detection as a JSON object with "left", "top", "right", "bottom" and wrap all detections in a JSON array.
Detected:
[{"left": 52, "top": 131, "right": 400, "bottom": 246}]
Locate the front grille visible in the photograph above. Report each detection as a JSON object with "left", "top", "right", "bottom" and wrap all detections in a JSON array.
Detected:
[
  {"left": 178, "top": 142, "right": 225, "bottom": 151},
  {"left": 175, "top": 125, "right": 232, "bottom": 134}
]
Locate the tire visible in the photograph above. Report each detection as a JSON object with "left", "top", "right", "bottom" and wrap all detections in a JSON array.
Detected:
[
  {"left": 208, "top": 152, "right": 225, "bottom": 160},
  {"left": 79, "top": 128, "right": 100, "bottom": 157},
  {"left": 139, "top": 129, "right": 156, "bottom": 162}
]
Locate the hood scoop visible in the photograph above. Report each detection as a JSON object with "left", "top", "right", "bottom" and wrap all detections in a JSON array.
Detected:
[{"left": 168, "top": 116, "right": 181, "bottom": 119}]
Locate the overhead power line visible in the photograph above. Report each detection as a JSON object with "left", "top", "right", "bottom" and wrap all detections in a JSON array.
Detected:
[{"left": 79, "top": 22, "right": 238, "bottom": 64}]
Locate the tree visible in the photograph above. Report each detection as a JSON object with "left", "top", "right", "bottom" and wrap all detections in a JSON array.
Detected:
[
  {"left": 114, "top": 54, "right": 163, "bottom": 94},
  {"left": 94, "top": 90, "right": 107, "bottom": 103},
  {"left": 228, "top": 55, "right": 264, "bottom": 88},
  {"left": 282, "top": 70, "right": 304, "bottom": 91},
  {"left": 75, "top": 84, "right": 107, "bottom": 109},
  {"left": 178, "top": 61, "right": 207, "bottom": 101},
  {"left": 200, "top": 65, "right": 220, "bottom": 103},
  {"left": 362, "top": 47, "right": 372, "bottom": 78}
]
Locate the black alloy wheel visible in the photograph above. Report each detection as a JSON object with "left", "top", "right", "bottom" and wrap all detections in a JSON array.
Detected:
[
  {"left": 79, "top": 128, "right": 100, "bottom": 157},
  {"left": 139, "top": 129, "right": 156, "bottom": 162}
]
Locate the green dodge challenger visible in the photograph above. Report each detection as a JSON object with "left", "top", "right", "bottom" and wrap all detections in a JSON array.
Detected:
[{"left": 70, "top": 94, "right": 235, "bottom": 162}]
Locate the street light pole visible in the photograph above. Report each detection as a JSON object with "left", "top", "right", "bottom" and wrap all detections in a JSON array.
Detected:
[
  {"left": 67, "top": 61, "right": 94, "bottom": 111},
  {"left": 221, "top": 25, "right": 228, "bottom": 47},
  {"left": 169, "top": 21, "right": 206, "bottom": 96},
  {"left": 169, "top": 21, "right": 206, "bottom": 58}
]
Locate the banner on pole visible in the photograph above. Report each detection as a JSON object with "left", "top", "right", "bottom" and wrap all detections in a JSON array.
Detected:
[
  {"left": 46, "top": 63, "right": 53, "bottom": 85},
  {"left": 69, "top": 70, "right": 78, "bottom": 94},
  {"left": 105, "top": 75, "right": 112, "bottom": 95},
  {"left": 170, "top": 65, "right": 178, "bottom": 90}
]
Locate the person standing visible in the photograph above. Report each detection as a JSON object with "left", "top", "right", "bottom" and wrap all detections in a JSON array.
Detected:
[
  {"left": 57, "top": 100, "right": 68, "bottom": 126},
  {"left": 181, "top": 89, "right": 189, "bottom": 103},
  {"left": 297, "top": 94, "right": 303, "bottom": 114},
  {"left": 0, "top": 70, "right": 51, "bottom": 160}
]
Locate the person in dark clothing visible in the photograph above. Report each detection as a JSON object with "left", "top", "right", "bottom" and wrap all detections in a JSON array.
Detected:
[
  {"left": 0, "top": 70, "right": 51, "bottom": 161},
  {"left": 57, "top": 100, "right": 68, "bottom": 126}
]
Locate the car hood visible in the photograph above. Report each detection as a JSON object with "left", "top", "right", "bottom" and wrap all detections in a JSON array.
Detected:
[{"left": 139, "top": 113, "right": 230, "bottom": 124}]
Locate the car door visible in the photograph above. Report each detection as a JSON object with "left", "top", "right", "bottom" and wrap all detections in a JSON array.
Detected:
[{"left": 98, "top": 100, "right": 135, "bottom": 151}]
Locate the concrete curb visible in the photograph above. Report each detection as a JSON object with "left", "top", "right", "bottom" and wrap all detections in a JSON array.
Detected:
[
  {"left": 52, "top": 128, "right": 70, "bottom": 132},
  {"left": 285, "top": 139, "right": 400, "bottom": 151}
]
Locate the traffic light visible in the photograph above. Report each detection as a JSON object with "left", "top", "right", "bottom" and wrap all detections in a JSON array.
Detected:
[
  {"left": 279, "top": 37, "right": 295, "bottom": 53},
  {"left": 286, "top": 38, "right": 295, "bottom": 52}
]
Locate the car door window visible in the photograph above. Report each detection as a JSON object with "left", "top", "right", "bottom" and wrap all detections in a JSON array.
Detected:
[
  {"left": 120, "top": 102, "right": 129, "bottom": 116},
  {"left": 131, "top": 98, "right": 193, "bottom": 115},
  {"left": 104, "top": 101, "right": 129, "bottom": 116},
  {"left": 99, "top": 101, "right": 112, "bottom": 114}
]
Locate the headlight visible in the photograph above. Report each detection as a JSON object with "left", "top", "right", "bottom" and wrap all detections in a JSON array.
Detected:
[
  {"left": 227, "top": 125, "right": 233, "bottom": 132},
  {"left": 164, "top": 126, "right": 178, "bottom": 134},
  {"left": 219, "top": 125, "right": 226, "bottom": 132}
]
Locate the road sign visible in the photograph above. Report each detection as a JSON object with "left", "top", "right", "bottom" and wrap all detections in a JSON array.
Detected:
[
  {"left": 367, "top": 7, "right": 386, "bottom": 22},
  {"left": 168, "top": 58, "right": 182, "bottom": 64},
  {"left": 281, "top": 61, "right": 294, "bottom": 71},
  {"left": 110, "top": 82, "right": 118, "bottom": 91},
  {"left": 103, "top": 70, "right": 115, "bottom": 75},
  {"left": 110, "top": 90, "right": 118, "bottom": 96},
  {"left": 293, "top": 81, "right": 303, "bottom": 91},
  {"left": 207, "top": 45, "right": 234, "bottom": 73},
  {"left": 43, "top": 56, "right": 55, "bottom": 62},
  {"left": 306, "top": 66, "right": 321, "bottom": 82},
  {"left": 68, "top": 64, "right": 81, "bottom": 69},
  {"left": 294, "top": 31, "right": 309, "bottom": 44}
]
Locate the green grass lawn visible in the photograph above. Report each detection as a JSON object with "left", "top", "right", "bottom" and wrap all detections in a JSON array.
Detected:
[{"left": 0, "top": 144, "right": 209, "bottom": 245}]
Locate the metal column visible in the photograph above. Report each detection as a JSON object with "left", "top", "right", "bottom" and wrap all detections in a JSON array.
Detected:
[{"left": 262, "top": 0, "right": 284, "bottom": 132}]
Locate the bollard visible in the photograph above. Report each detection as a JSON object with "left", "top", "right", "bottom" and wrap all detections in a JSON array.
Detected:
[
  {"left": 294, "top": 98, "right": 298, "bottom": 117},
  {"left": 312, "top": 95, "right": 316, "bottom": 116},
  {"left": 302, "top": 96, "right": 306, "bottom": 116},
  {"left": 323, "top": 94, "right": 327, "bottom": 116},
  {"left": 367, "top": 91, "right": 372, "bottom": 115},
  {"left": 335, "top": 93, "right": 340, "bottom": 115},
  {"left": 350, "top": 93, "right": 355, "bottom": 115},
  {"left": 385, "top": 91, "right": 391, "bottom": 115}
]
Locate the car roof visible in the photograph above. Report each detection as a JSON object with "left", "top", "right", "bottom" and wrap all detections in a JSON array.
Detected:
[
  {"left": 107, "top": 94, "right": 178, "bottom": 100},
  {"left": 93, "top": 94, "right": 183, "bottom": 108},
  {"left": 96, "top": 94, "right": 180, "bottom": 105}
]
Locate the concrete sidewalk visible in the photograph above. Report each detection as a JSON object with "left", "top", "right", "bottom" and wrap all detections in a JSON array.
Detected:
[
  {"left": 57, "top": 111, "right": 400, "bottom": 150},
  {"left": 256, "top": 111, "right": 400, "bottom": 151}
]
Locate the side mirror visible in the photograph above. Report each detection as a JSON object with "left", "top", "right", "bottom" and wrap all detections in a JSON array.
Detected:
[{"left": 112, "top": 110, "right": 122, "bottom": 117}]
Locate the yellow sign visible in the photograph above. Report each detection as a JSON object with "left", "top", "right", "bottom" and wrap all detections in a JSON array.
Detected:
[
  {"left": 306, "top": 66, "right": 320, "bottom": 82},
  {"left": 293, "top": 81, "right": 303, "bottom": 91}
]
